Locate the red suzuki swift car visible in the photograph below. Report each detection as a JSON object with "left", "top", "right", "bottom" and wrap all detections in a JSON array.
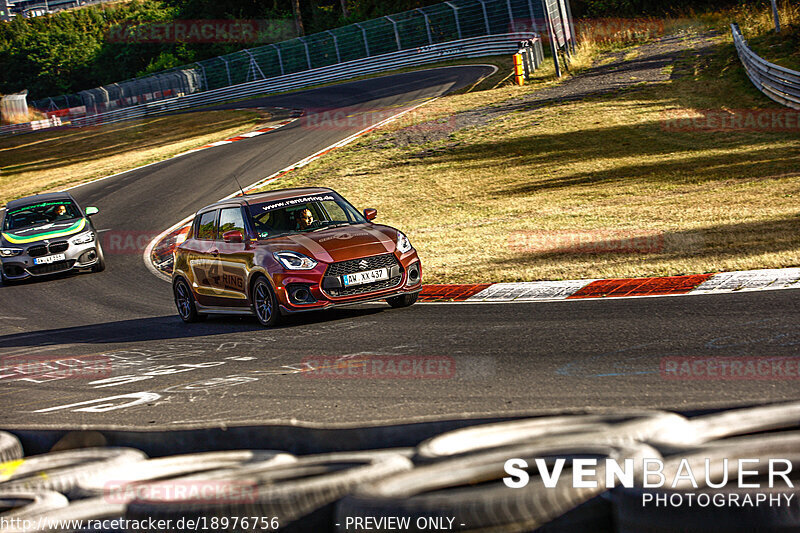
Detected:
[{"left": 172, "top": 187, "right": 422, "bottom": 326}]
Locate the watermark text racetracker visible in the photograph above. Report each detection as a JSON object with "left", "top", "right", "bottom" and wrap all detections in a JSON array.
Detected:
[
  {"left": 662, "top": 109, "right": 800, "bottom": 132},
  {"left": 0, "top": 355, "right": 112, "bottom": 383},
  {"left": 106, "top": 19, "right": 295, "bottom": 43},
  {"left": 300, "top": 356, "right": 456, "bottom": 379},
  {"left": 103, "top": 479, "right": 257, "bottom": 504},
  {"left": 102, "top": 230, "right": 163, "bottom": 255},
  {"left": 661, "top": 357, "right": 800, "bottom": 380},
  {"left": 508, "top": 229, "right": 704, "bottom": 255}
]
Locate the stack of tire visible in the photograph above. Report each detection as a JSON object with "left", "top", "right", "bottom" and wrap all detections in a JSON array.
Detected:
[
  {"left": 1, "top": 402, "right": 798, "bottom": 532},
  {"left": 341, "top": 403, "right": 800, "bottom": 532}
]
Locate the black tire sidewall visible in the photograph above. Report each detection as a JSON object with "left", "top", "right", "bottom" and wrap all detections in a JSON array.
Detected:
[
  {"left": 252, "top": 276, "right": 280, "bottom": 327},
  {"left": 173, "top": 277, "right": 199, "bottom": 323},
  {"left": 92, "top": 242, "right": 106, "bottom": 273}
]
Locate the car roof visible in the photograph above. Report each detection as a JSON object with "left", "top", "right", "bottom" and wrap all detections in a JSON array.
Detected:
[
  {"left": 198, "top": 187, "right": 336, "bottom": 213},
  {"left": 5, "top": 192, "right": 76, "bottom": 211}
]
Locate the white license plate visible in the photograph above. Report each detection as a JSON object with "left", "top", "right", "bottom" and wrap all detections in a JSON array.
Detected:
[
  {"left": 342, "top": 267, "right": 389, "bottom": 287},
  {"left": 34, "top": 254, "right": 66, "bottom": 265}
]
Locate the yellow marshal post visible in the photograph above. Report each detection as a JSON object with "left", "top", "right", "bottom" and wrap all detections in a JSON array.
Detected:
[{"left": 513, "top": 53, "right": 524, "bottom": 86}]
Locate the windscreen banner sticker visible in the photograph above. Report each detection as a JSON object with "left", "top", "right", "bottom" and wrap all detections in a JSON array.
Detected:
[
  {"left": 2, "top": 219, "right": 86, "bottom": 244},
  {"left": 257, "top": 195, "right": 336, "bottom": 212},
  {"left": 6, "top": 201, "right": 68, "bottom": 215}
]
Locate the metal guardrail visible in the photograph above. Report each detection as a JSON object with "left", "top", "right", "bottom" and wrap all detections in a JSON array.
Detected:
[
  {"left": 29, "top": 0, "right": 573, "bottom": 116},
  {"left": 67, "top": 32, "right": 538, "bottom": 128},
  {"left": 731, "top": 23, "right": 800, "bottom": 110}
]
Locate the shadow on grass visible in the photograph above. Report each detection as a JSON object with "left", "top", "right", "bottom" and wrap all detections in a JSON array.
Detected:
[
  {"left": 491, "top": 215, "right": 800, "bottom": 273},
  {"left": 391, "top": 113, "right": 799, "bottom": 195}
]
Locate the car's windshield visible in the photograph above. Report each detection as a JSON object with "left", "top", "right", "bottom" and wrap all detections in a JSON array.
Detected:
[
  {"left": 248, "top": 193, "right": 366, "bottom": 239},
  {"left": 2, "top": 200, "right": 82, "bottom": 231}
]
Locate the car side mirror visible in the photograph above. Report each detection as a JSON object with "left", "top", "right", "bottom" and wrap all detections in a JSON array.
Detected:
[
  {"left": 85, "top": 207, "right": 99, "bottom": 216},
  {"left": 222, "top": 230, "right": 244, "bottom": 243},
  {"left": 363, "top": 208, "right": 377, "bottom": 221}
]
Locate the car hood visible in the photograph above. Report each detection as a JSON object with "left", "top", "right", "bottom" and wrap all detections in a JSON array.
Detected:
[
  {"left": 1, "top": 218, "right": 87, "bottom": 245},
  {"left": 258, "top": 223, "right": 398, "bottom": 263}
]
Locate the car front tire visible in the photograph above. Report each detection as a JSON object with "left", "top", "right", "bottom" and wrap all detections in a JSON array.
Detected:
[
  {"left": 252, "top": 276, "right": 280, "bottom": 327},
  {"left": 91, "top": 243, "right": 106, "bottom": 273},
  {"left": 173, "top": 277, "right": 205, "bottom": 323},
  {"left": 386, "top": 292, "right": 418, "bottom": 308}
]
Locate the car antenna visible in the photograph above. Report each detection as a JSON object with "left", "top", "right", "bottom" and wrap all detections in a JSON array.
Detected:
[{"left": 233, "top": 176, "right": 251, "bottom": 207}]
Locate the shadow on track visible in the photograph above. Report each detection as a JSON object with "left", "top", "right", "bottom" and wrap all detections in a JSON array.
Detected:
[{"left": 0, "top": 307, "right": 387, "bottom": 348}]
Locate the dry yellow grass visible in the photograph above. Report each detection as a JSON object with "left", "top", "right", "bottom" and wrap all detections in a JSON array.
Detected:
[{"left": 0, "top": 110, "right": 264, "bottom": 206}]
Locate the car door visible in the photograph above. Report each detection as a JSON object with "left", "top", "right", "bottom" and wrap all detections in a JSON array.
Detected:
[
  {"left": 188, "top": 209, "right": 220, "bottom": 307},
  {"left": 211, "top": 206, "right": 250, "bottom": 307}
]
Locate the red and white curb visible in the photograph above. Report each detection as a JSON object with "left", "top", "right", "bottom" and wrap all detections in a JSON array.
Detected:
[
  {"left": 419, "top": 268, "right": 800, "bottom": 302},
  {"left": 174, "top": 108, "right": 301, "bottom": 157}
]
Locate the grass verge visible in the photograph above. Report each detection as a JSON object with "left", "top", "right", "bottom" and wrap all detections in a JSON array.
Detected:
[
  {"left": 0, "top": 109, "right": 265, "bottom": 206},
  {"left": 255, "top": 17, "right": 800, "bottom": 283}
]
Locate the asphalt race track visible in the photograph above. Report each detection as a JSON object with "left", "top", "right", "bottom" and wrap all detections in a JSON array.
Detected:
[{"left": 1, "top": 66, "right": 799, "bottom": 428}]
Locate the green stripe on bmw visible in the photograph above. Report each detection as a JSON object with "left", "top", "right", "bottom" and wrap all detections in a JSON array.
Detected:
[{"left": 2, "top": 219, "right": 86, "bottom": 244}]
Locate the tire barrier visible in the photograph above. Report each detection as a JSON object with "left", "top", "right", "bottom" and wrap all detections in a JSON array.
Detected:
[
  {"left": 0, "top": 448, "right": 147, "bottom": 494},
  {"left": 647, "top": 401, "right": 800, "bottom": 454},
  {"left": 70, "top": 450, "right": 297, "bottom": 500},
  {"left": 0, "top": 431, "right": 23, "bottom": 463},
  {"left": 1, "top": 402, "right": 798, "bottom": 532},
  {"left": 414, "top": 411, "right": 692, "bottom": 462},
  {"left": 339, "top": 441, "right": 661, "bottom": 533},
  {"left": 0, "top": 491, "right": 68, "bottom": 519},
  {"left": 125, "top": 452, "right": 414, "bottom": 532}
]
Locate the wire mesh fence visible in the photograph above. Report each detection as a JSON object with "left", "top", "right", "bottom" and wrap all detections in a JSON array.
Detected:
[{"left": 29, "top": 0, "right": 574, "bottom": 119}]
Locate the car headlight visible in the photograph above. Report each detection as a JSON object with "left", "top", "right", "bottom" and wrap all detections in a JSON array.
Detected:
[
  {"left": 70, "top": 231, "right": 95, "bottom": 245},
  {"left": 396, "top": 231, "right": 413, "bottom": 253},
  {"left": 273, "top": 251, "right": 318, "bottom": 270},
  {"left": 0, "top": 247, "right": 23, "bottom": 257}
]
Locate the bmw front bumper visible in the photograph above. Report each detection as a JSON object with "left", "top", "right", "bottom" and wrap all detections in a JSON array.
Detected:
[{"left": 1, "top": 240, "right": 101, "bottom": 281}]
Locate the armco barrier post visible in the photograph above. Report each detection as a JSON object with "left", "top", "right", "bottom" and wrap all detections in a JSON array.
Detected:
[
  {"left": 513, "top": 53, "right": 525, "bottom": 85},
  {"left": 526, "top": 43, "right": 536, "bottom": 74}
]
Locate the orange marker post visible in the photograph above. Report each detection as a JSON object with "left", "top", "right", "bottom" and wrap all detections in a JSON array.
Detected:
[{"left": 513, "top": 53, "right": 524, "bottom": 86}]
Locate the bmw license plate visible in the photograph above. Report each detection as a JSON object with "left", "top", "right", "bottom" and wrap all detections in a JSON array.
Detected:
[
  {"left": 34, "top": 253, "right": 66, "bottom": 265},
  {"left": 342, "top": 267, "right": 389, "bottom": 287}
]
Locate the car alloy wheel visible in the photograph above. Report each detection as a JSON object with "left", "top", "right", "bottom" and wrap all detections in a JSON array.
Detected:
[
  {"left": 173, "top": 278, "right": 205, "bottom": 323},
  {"left": 252, "top": 277, "right": 279, "bottom": 327}
]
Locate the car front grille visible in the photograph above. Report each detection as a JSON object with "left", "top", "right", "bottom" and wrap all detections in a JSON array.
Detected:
[
  {"left": 49, "top": 241, "right": 69, "bottom": 254},
  {"left": 27, "top": 260, "right": 75, "bottom": 276},
  {"left": 325, "top": 254, "right": 398, "bottom": 277},
  {"left": 25, "top": 242, "right": 70, "bottom": 257},
  {"left": 27, "top": 245, "right": 48, "bottom": 257},
  {"left": 324, "top": 254, "right": 402, "bottom": 298}
]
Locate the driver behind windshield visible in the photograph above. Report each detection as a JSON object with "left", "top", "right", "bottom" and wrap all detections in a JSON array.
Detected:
[
  {"left": 295, "top": 208, "right": 315, "bottom": 230},
  {"left": 53, "top": 204, "right": 71, "bottom": 221}
]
